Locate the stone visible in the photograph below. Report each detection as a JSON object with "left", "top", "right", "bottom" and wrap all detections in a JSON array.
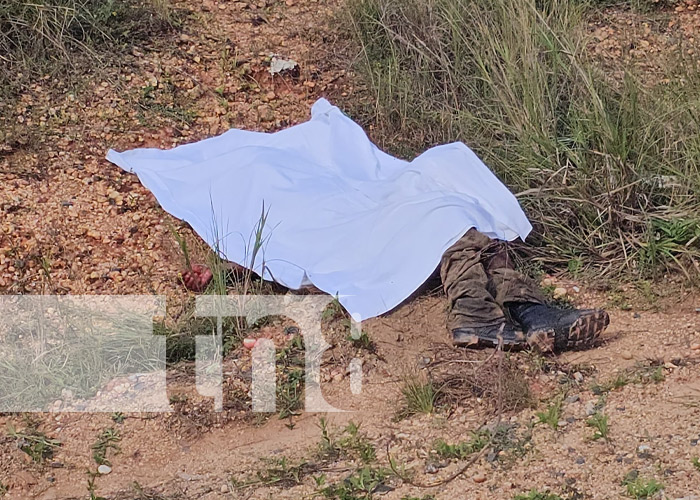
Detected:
[
  {"left": 97, "top": 464, "right": 112, "bottom": 475},
  {"left": 566, "top": 395, "right": 580, "bottom": 404},
  {"left": 621, "top": 351, "right": 633, "bottom": 360},
  {"left": 473, "top": 473, "right": 487, "bottom": 483},
  {"left": 553, "top": 287, "right": 568, "bottom": 299},
  {"left": 584, "top": 401, "right": 597, "bottom": 416},
  {"left": 573, "top": 372, "right": 584, "bottom": 383}
]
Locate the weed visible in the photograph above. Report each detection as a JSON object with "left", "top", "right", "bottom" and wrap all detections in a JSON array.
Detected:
[
  {"left": 92, "top": 428, "right": 121, "bottom": 466},
  {"left": 8, "top": 421, "right": 61, "bottom": 463},
  {"left": 536, "top": 396, "right": 563, "bottom": 430},
  {"left": 320, "top": 465, "right": 390, "bottom": 499},
  {"left": 348, "top": 330, "right": 376, "bottom": 353},
  {"left": 396, "top": 374, "right": 439, "bottom": 419},
  {"left": 592, "top": 360, "right": 665, "bottom": 395},
  {"left": 586, "top": 413, "right": 609, "bottom": 441},
  {"left": 276, "top": 333, "right": 305, "bottom": 420},
  {"left": 433, "top": 429, "right": 491, "bottom": 460},
  {"left": 622, "top": 471, "right": 663, "bottom": 499},
  {"left": 86, "top": 471, "right": 106, "bottom": 500},
  {"left": 317, "top": 418, "right": 377, "bottom": 464},
  {"left": 0, "top": 483, "right": 6, "bottom": 497},
  {"left": 513, "top": 490, "right": 564, "bottom": 500},
  {"left": 111, "top": 412, "right": 125, "bottom": 424},
  {"left": 692, "top": 456, "right": 700, "bottom": 471}
]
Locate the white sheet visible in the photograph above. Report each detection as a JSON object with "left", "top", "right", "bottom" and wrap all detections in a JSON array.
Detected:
[{"left": 107, "top": 98, "right": 531, "bottom": 320}]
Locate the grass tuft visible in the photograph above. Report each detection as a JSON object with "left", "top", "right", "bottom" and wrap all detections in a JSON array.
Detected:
[{"left": 345, "top": 0, "right": 700, "bottom": 277}]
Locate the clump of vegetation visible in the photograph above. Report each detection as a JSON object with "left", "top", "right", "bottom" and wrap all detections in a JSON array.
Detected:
[
  {"left": 591, "top": 360, "right": 665, "bottom": 395},
  {"left": 513, "top": 490, "right": 563, "bottom": 500},
  {"left": 320, "top": 465, "right": 391, "bottom": 500},
  {"left": 692, "top": 456, "right": 700, "bottom": 471},
  {"left": 92, "top": 428, "right": 121, "bottom": 466},
  {"left": 346, "top": 0, "right": 700, "bottom": 277},
  {"left": 586, "top": 412, "right": 610, "bottom": 441},
  {"left": 433, "top": 429, "right": 490, "bottom": 460},
  {"left": 396, "top": 374, "right": 440, "bottom": 419},
  {"left": 317, "top": 419, "right": 378, "bottom": 464},
  {"left": 622, "top": 471, "right": 663, "bottom": 499},
  {"left": 0, "top": 0, "right": 176, "bottom": 97},
  {"left": 536, "top": 395, "right": 564, "bottom": 430},
  {"left": 9, "top": 420, "right": 61, "bottom": 463}
]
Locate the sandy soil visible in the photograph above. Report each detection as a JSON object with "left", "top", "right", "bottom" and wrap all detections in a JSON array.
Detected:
[{"left": 2, "top": 1, "right": 700, "bottom": 499}]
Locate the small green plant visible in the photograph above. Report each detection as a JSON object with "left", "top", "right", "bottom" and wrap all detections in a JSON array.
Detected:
[
  {"left": 513, "top": 490, "right": 563, "bottom": 500},
  {"left": 536, "top": 396, "right": 563, "bottom": 430},
  {"left": 401, "top": 496, "right": 435, "bottom": 500},
  {"left": 111, "top": 412, "right": 125, "bottom": 424},
  {"left": 9, "top": 423, "right": 61, "bottom": 463},
  {"left": 586, "top": 413, "right": 609, "bottom": 441},
  {"left": 92, "top": 428, "right": 121, "bottom": 466},
  {"left": 692, "top": 456, "right": 700, "bottom": 471},
  {"left": 320, "top": 465, "right": 390, "bottom": 499},
  {"left": 86, "top": 471, "right": 107, "bottom": 500},
  {"left": 0, "top": 482, "right": 7, "bottom": 497},
  {"left": 433, "top": 430, "right": 491, "bottom": 460},
  {"left": 622, "top": 471, "right": 663, "bottom": 499},
  {"left": 397, "top": 374, "right": 439, "bottom": 419},
  {"left": 348, "top": 330, "right": 376, "bottom": 352},
  {"left": 317, "top": 418, "right": 377, "bottom": 464}
]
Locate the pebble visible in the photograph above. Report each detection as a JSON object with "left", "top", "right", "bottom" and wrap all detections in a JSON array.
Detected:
[
  {"left": 220, "top": 485, "right": 228, "bottom": 493},
  {"left": 573, "top": 372, "right": 584, "bottom": 383},
  {"left": 584, "top": 401, "right": 597, "bottom": 416},
  {"left": 690, "top": 343, "right": 700, "bottom": 351},
  {"left": 566, "top": 395, "right": 580, "bottom": 403},
  {"left": 621, "top": 351, "right": 633, "bottom": 360},
  {"left": 97, "top": 465, "right": 112, "bottom": 475},
  {"left": 557, "top": 420, "right": 568, "bottom": 428},
  {"left": 575, "top": 457, "right": 585, "bottom": 465},
  {"left": 473, "top": 473, "right": 487, "bottom": 483},
  {"left": 553, "top": 287, "right": 568, "bottom": 299}
]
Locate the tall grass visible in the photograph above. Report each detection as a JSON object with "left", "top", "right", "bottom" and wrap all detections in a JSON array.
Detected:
[
  {"left": 346, "top": 0, "right": 700, "bottom": 276},
  {"left": 0, "top": 0, "right": 175, "bottom": 96}
]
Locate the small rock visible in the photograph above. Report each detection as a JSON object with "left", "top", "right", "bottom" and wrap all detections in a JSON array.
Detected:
[
  {"left": 573, "top": 372, "right": 584, "bottom": 383},
  {"left": 553, "top": 287, "right": 568, "bottom": 299},
  {"left": 690, "top": 343, "right": 700, "bottom": 351},
  {"left": 572, "top": 286, "right": 580, "bottom": 293},
  {"left": 621, "top": 351, "right": 633, "bottom": 360},
  {"left": 557, "top": 420, "right": 568, "bottom": 428},
  {"left": 566, "top": 395, "right": 580, "bottom": 404},
  {"left": 637, "top": 444, "right": 652, "bottom": 458},
  {"left": 584, "top": 401, "right": 597, "bottom": 416},
  {"left": 257, "top": 104, "right": 275, "bottom": 122},
  {"left": 575, "top": 457, "right": 585, "bottom": 465},
  {"left": 220, "top": 485, "right": 228, "bottom": 493},
  {"left": 425, "top": 463, "right": 438, "bottom": 474},
  {"left": 97, "top": 464, "right": 112, "bottom": 475},
  {"left": 473, "top": 473, "right": 487, "bottom": 483}
]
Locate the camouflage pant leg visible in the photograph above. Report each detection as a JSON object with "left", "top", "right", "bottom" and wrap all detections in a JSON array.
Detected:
[
  {"left": 441, "top": 229, "right": 545, "bottom": 330},
  {"left": 440, "top": 229, "right": 505, "bottom": 330}
]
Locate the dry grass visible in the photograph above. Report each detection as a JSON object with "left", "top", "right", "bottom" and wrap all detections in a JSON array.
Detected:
[{"left": 345, "top": 0, "right": 700, "bottom": 278}]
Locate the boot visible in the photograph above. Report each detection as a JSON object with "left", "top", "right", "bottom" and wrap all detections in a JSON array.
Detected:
[
  {"left": 510, "top": 303, "right": 609, "bottom": 352},
  {"left": 452, "top": 322, "right": 526, "bottom": 348}
]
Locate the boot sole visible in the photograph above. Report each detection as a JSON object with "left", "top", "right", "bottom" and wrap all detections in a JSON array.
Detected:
[{"left": 526, "top": 309, "right": 609, "bottom": 353}]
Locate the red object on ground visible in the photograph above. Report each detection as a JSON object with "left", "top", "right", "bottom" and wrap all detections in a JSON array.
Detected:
[{"left": 182, "top": 264, "right": 213, "bottom": 292}]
